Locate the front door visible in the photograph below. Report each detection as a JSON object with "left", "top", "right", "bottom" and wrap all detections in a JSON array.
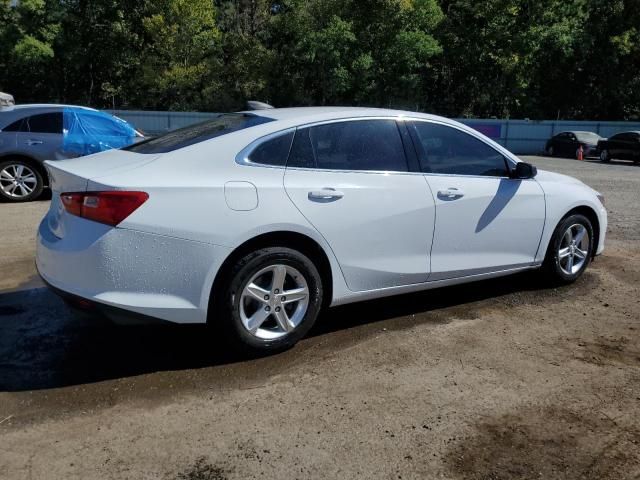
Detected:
[
  {"left": 284, "top": 119, "right": 436, "bottom": 292},
  {"left": 409, "top": 120, "right": 546, "bottom": 280}
]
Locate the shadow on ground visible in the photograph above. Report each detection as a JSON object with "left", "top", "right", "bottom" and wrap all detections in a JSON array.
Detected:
[{"left": 0, "top": 272, "right": 579, "bottom": 392}]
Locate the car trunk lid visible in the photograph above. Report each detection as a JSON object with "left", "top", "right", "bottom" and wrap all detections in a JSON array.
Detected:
[{"left": 45, "top": 150, "right": 159, "bottom": 238}]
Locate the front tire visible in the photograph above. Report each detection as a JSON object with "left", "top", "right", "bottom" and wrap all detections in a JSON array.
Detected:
[
  {"left": 216, "top": 247, "right": 323, "bottom": 354},
  {"left": 543, "top": 214, "right": 594, "bottom": 284},
  {"left": 548, "top": 146, "right": 555, "bottom": 157},
  {"left": 0, "top": 159, "right": 44, "bottom": 202},
  {"left": 600, "top": 149, "right": 611, "bottom": 163}
]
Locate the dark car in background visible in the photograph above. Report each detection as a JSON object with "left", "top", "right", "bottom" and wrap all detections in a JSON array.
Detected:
[
  {"left": 597, "top": 131, "right": 640, "bottom": 164},
  {"left": 0, "top": 104, "right": 142, "bottom": 202},
  {"left": 545, "top": 131, "right": 602, "bottom": 159}
]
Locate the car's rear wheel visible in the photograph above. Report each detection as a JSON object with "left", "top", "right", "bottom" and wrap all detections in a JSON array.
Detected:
[
  {"left": 548, "top": 146, "right": 555, "bottom": 157},
  {"left": 543, "top": 214, "right": 594, "bottom": 284},
  {"left": 217, "top": 247, "right": 323, "bottom": 354},
  {"left": 600, "top": 149, "right": 610, "bottom": 163},
  {"left": 0, "top": 159, "right": 44, "bottom": 202}
]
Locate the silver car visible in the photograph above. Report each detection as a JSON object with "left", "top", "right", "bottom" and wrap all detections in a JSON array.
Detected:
[{"left": 0, "top": 104, "right": 141, "bottom": 202}]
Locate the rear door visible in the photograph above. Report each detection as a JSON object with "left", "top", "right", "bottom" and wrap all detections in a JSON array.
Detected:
[
  {"left": 14, "top": 112, "right": 64, "bottom": 160},
  {"left": 284, "top": 118, "right": 436, "bottom": 292},
  {"left": 409, "top": 120, "right": 546, "bottom": 280},
  {"left": 0, "top": 117, "right": 21, "bottom": 151}
]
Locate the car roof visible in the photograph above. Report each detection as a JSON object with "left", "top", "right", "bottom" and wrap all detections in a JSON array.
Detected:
[
  {"left": 557, "top": 131, "right": 600, "bottom": 135},
  {"left": 248, "top": 106, "right": 447, "bottom": 123},
  {"left": 1, "top": 104, "right": 99, "bottom": 112}
]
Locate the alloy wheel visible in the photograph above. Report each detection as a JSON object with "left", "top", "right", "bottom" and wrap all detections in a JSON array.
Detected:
[
  {"left": 0, "top": 164, "right": 38, "bottom": 199},
  {"left": 558, "top": 224, "right": 590, "bottom": 275},
  {"left": 239, "top": 264, "right": 310, "bottom": 340}
]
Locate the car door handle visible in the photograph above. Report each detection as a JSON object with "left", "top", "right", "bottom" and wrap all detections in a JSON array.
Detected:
[
  {"left": 26, "top": 139, "right": 43, "bottom": 146},
  {"left": 437, "top": 187, "right": 465, "bottom": 200},
  {"left": 308, "top": 188, "right": 345, "bottom": 201}
]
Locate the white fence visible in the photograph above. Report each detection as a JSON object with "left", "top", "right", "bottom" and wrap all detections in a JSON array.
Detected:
[{"left": 108, "top": 110, "right": 640, "bottom": 155}]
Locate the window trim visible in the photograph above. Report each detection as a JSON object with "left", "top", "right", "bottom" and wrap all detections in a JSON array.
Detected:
[
  {"left": 235, "top": 127, "right": 296, "bottom": 169},
  {"left": 407, "top": 118, "right": 518, "bottom": 180}
]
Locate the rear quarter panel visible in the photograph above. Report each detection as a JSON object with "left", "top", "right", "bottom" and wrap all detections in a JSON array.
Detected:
[{"left": 86, "top": 132, "right": 352, "bottom": 310}]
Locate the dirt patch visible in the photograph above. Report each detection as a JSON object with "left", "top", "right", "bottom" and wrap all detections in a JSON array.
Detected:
[
  {"left": 575, "top": 336, "right": 640, "bottom": 367},
  {"left": 594, "top": 253, "right": 640, "bottom": 285},
  {"left": 446, "top": 406, "right": 640, "bottom": 480},
  {"left": 174, "top": 458, "right": 229, "bottom": 480}
]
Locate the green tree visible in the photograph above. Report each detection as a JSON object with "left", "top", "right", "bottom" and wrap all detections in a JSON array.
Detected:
[{"left": 136, "top": 0, "right": 222, "bottom": 110}]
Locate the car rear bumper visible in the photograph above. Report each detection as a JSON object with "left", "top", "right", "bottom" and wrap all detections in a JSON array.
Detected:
[{"left": 36, "top": 215, "right": 231, "bottom": 324}]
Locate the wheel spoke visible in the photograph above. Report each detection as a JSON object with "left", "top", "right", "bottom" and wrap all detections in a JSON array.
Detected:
[
  {"left": 15, "top": 165, "right": 24, "bottom": 177},
  {"left": 22, "top": 174, "right": 37, "bottom": 184},
  {"left": 243, "top": 282, "right": 270, "bottom": 304},
  {"left": 574, "top": 226, "right": 587, "bottom": 245},
  {"left": 271, "top": 265, "right": 287, "bottom": 293},
  {"left": 566, "top": 254, "right": 574, "bottom": 273},
  {"left": 246, "top": 308, "right": 271, "bottom": 333},
  {"left": 575, "top": 248, "right": 588, "bottom": 259},
  {"left": 17, "top": 184, "right": 28, "bottom": 196},
  {"left": 274, "top": 309, "right": 293, "bottom": 332},
  {"left": 281, "top": 287, "right": 308, "bottom": 304},
  {"left": 558, "top": 247, "right": 571, "bottom": 259},
  {"left": 563, "top": 228, "right": 573, "bottom": 245},
  {"left": 0, "top": 169, "right": 13, "bottom": 180}
]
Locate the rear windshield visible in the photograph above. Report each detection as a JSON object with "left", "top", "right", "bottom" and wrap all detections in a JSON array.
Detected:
[{"left": 124, "top": 113, "right": 275, "bottom": 154}]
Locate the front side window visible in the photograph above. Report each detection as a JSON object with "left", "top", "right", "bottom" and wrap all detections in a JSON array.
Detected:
[
  {"left": 288, "top": 119, "right": 408, "bottom": 172},
  {"left": 26, "top": 113, "right": 63, "bottom": 134},
  {"left": 125, "top": 113, "right": 275, "bottom": 154},
  {"left": 411, "top": 122, "right": 510, "bottom": 177},
  {"left": 246, "top": 131, "right": 294, "bottom": 166}
]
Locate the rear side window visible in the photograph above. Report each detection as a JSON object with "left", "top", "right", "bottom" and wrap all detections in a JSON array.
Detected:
[
  {"left": 288, "top": 120, "right": 408, "bottom": 172},
  {"left": 412, "top": 122, "right": 509, "bottom": 177},
  {"left": 27, "top": 113, "right": 63, "bottom": 134},
  {"left": 125, "top": 113, "right": 275, "bottom": 154},
  {"left": 2, "top": 119, "right": 25, "bottom": 132},
  {"left": 247, "top": 131, "right": 294, "bottom": 166}
]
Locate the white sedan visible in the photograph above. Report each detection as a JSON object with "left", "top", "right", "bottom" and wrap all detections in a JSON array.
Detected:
[{"left": 36, "top": 107, "right": 607, "bottom": 353}]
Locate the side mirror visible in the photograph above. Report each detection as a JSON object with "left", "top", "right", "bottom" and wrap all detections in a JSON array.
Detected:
[{"left": 513, "top": 162, "right": 537, "bottom": 179}]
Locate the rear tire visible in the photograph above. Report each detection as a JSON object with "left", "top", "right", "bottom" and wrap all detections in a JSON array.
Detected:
[
  {"left": 548, "top": 146, "right": 555, "bottom": 157},
  {"left": 0, "top": 159, "right": 44, "bottom": 202},
  {"left": 542, "top": 214, "right": 594, "bottom": 285},
  {"left": 215, "top": 247, "right": 323, "bottom": 354},
  {"left": 600, "top": 149, "right": 611, "bottom": 163}
]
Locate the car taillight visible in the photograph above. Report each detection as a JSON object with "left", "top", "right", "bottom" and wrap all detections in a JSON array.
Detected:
[{"left": 61, "top": 191, "right": 149, "bottom": 226}]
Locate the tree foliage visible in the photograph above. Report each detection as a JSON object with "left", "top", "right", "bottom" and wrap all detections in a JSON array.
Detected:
[{"left": 0, "top": 0, "right": 638, "bottom": 119}]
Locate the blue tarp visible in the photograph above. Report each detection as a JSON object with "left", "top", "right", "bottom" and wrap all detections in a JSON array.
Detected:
[{"left": 62, "top": 107, "right": 137, "bottom": 156}]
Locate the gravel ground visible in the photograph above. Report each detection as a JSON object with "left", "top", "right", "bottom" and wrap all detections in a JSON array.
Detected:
[{"left": 0, "top": 156, "right": 638, "bottom": 480}]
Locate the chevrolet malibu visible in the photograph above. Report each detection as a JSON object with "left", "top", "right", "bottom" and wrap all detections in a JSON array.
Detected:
[{"left": 36, "top": 107, "right": 607, "bottom": 353}]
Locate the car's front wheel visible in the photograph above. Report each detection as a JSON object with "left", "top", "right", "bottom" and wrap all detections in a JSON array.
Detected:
[
  {"left": 543, "top": 214, "right": 594, "bottom": 284},
  {"left": 600, "top": 149, "right": 611, "bottom": 163},
  {"left": 0, "top": 159, "right": 44, "bottom": 202},
  {"left": 217, "top": 247, "right": 323, "bottom": 354}
]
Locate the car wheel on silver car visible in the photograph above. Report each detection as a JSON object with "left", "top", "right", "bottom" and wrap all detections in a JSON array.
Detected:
[
  {"left": 218, "top": 247, "right": 323, "bottom": 353},
  {"left": 0, "top": 159, "right": 44, "bottom": 202},
  {"left": 544, "top": 214, "right": 594, "bottom": 283}
]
